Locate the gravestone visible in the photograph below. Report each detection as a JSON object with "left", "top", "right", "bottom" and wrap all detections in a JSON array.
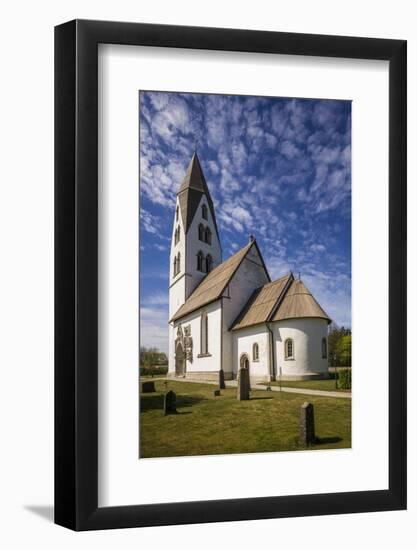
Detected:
[
  {"left": 299, "top": 402, "right": 315, "bottom": 446},
  {"left": 141, "top": 381, "right": 156, "bottom": 393},
  {"left": 237, "top": 367, "right": 250, "bottom": 401},
  {"left": 213, "top": 389, "right": 221, "bottom": 397},
  {"left": 164, "top": 390, "right": 177, "bottom": 415},
  {"left": 219, "top": 369, "right": 226, "bottom": 390}
]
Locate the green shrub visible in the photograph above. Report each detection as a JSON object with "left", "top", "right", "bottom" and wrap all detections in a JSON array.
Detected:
[
  {"left": 337, "top": 369, "right": 351, "bottom": 390},
  {"left": 140, "top": 366, "right": 168, "bottom": 377}
]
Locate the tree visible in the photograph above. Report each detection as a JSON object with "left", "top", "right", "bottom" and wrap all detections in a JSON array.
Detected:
[
  {"left": 328, "top": 323, "right": 352, "bottom": 367},
  {"left": 139, "top": 347, "right": 168, "bottom": 368},
  {"left": 335, "top": 334, "right": 352, "bottom": 367}
]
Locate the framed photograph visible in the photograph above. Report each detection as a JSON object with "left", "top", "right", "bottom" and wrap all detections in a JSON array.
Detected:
[{"left": 55, "top": 20, "right": 406, "bottom": 530}]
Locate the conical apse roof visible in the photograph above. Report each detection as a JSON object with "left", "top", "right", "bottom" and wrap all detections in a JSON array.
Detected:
[{"left": 272, "top": 279, "right": 331, "bottom": 323}]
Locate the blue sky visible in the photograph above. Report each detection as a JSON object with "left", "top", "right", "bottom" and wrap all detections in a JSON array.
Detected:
[{"left": 139, "top": 91, "right": 351, "bottom": 352}]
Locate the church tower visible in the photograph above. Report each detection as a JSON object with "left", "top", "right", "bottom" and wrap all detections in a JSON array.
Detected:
[{"left": 168, "top": 153, "right": 222, "bottom": 371}]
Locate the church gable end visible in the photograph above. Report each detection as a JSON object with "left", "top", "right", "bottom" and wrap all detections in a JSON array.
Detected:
[{"left": 221, "top": 240, "right": 270, "bottom": 332}]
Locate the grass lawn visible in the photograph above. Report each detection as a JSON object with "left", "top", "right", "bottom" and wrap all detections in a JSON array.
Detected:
[
  {"left": 262, "top": 379, "right": 351, "bottom": 393},
  {"left": 139, "top": 380, "right": 351, "bottom": 458}
]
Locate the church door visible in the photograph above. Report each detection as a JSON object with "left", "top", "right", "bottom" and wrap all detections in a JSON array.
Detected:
[{"left": 175, "top": 343, "right": 185, "bottom": 376}]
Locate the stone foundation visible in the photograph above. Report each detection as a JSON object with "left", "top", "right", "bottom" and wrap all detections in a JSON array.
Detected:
[
  {"left": 167, "top": 371, "right": 330, "bottom": 384},
  {"left": 247, "top": 375, "right": 275, "bottom": 384},
  {"left": 168, "top": 370, "right": 234, "bottom": 382},
  {"left": 278, "top": 372, "right": 331, "bottom": 381}
]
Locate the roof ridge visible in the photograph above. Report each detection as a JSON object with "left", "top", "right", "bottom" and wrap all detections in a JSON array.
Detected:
[
  {"left": 170, "top": 240, "right": 257, "bottom": 322},
  {"left": 194, "top": 240, "right": 252, "bottom": 284},
  {"left": 230, "top": 272, "right": 293, "bottom": 331},
  {"left": 262, "top": 273, "right": 292, "bottom": 286},
  {"left": 265, "top": 273, "right": 295, "bottom": 322}
]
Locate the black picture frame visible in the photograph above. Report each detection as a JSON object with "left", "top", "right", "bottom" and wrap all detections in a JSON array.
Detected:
[{"left": 55, "top": 19, "right": 407, "bottom": 531}]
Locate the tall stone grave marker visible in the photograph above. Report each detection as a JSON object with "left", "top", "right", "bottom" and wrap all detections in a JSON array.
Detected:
[
  {"left": 299, "top": 402, "right": 315, "bottom": 445},
  {"left": 141, "top": 381, "right": 155, "bottom": 393},
  {"left": 237, "top": 367, "right": 250, "bottom": 401},
  {"left": 164, "top": 390, "right": 177, "bottom": 415},
  {"left": 219, "top": 369, "right": 226, "bottom": 390}
]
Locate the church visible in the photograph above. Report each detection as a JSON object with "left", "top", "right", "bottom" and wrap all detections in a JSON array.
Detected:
[{"left": 168, "top": 153, "right": 331, "bottom": 384}]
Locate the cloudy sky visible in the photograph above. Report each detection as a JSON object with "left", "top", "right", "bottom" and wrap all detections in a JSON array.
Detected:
[{"left": 139, "top": 91, "right": 351, "bottom": 352}]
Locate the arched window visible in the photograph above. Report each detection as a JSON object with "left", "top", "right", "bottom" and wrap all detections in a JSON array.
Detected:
[
  {"left": 176, "top": 206, "right": 179, "bottom": 221},
  {"left": 198, "top": 223, "right": 205, "bottom": 241},
  {"left": 173, "top": 256, "right": 177, "bottom": 276},
  {"left": 205, "top": 226, "right": 212, "bottom": 245},
  {"left": 284, "top": 338, "right": 294, "bottom": 360},
  {"left": 197, "top": 250, "right": 204, "bottom": 272},
  {"left": 174, "top": 226, "right": 180, "bottom": 244},
  {"left": 206, "top": 254, "right": 213, "bottom": 273},
  {"left": 202, "top": 204, "right": 208, "bottom": 220},
  {"left": 253, "top": 343, "right": 259, "bottom": 361},
  {"left": 322, "top": 337, "right": 327, "bottom": 359},
  {"left": 176, "top": 252, "right": 181, "bottom": 274},
  {"left": 200, "top": 312, "right": 209, "bottom": 354}
]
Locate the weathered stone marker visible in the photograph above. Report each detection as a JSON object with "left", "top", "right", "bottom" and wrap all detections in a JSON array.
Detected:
[
  {"left": 213, "top": 389, "right": 221, "bottom": 397},
  {"left": 237, "top": 367, "right": 250, "bottom": 401},
  {"left": 141, "top": 381, "right": 156, "bottom": 393},
  {"left": 164, "top": 390, "right": 177, "bottom": 415},
  {"left": 299, "top": 402, "right": 315, "bottom": 445},
  {"left": 219, "top": 369, "right": 226, "bottom": 390}
]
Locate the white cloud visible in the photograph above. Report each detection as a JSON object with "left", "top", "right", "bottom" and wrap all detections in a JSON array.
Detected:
[
  {"left": 310, "top": 243, "right": 326, "bottom": 253},
  {"left": 208, "top": 160, "right": 220, "bottom": 175},
  {"left": 141, "top": 209, "right": 158, "bottom": 234},
  {"left": 280, "top": 140, "right": 301, "bottom": 160},
  {"left": 143, "top": 292, "right": 168, "bottom": 306},
  {"left": 140, "top": 306, "right": 169, "bottom": 352}
]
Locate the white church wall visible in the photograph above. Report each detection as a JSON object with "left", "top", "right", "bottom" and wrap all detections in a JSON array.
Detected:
[
  {"left": 232, "top": 324, "right": 271, "bottom": 382},
  {"left": 272, "top": 318, "right": 329, "bottom": 379},
  {"left": 221, "top": 244, "right": 269, "bottom": 377},
  {"left": 168, "top": 323, "right": 176, "bottom": 375},
  {"left": 170, "top": 300, "right": 222, "bottom": 380},
  {"left": 185, "top": 194, "right": 222, "bottom": 298}
]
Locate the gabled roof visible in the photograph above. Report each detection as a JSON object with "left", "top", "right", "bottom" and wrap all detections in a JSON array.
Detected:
[
  {"left": 171, "top": 240, "right": 266, "bottom": 322},
  {"left": 272, "top": 279, "right": 331, "bottom": 323},
  {"left": 177, "top": 153, "right": 220, "bottom": 241},
  {"left": 231, "top": 273, "right": 294, "bottom": 330}
]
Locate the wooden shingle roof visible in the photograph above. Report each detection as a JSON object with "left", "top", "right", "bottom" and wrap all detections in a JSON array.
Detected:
[
  {"left": 232, "top": 276, "right": 331, "bottom": 330},
  {"left": 272, "top": 279, "right": 331, "bottom": 323},
  {"left": 231, "top": 274, "right": 293, "bottom": 330},
  {"left": 170, "top": 240, "right": 255, "bottom": 322}
]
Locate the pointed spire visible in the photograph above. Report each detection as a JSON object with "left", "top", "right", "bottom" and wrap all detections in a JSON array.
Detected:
[
  {"left": 176, "top": 152, "right": 221, "bottom": 245},
  {"left": 178, "top": 152, "right": 210, "bottom": 195}
]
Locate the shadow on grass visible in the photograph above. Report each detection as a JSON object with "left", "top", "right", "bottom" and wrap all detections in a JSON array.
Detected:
[
  {"left": 315, "top": 436, "right": 343, "bottom": 445},
  {"left": 140, "top": 393, "right": 205, "bottom": 413},
  {"left": 248, "top": 396, "right": 274, "bottom": 401}
]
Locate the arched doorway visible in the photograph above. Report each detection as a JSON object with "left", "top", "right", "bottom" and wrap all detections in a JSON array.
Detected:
[{"left": 175, "top": 342, "right": 185, "bottom": 376}]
